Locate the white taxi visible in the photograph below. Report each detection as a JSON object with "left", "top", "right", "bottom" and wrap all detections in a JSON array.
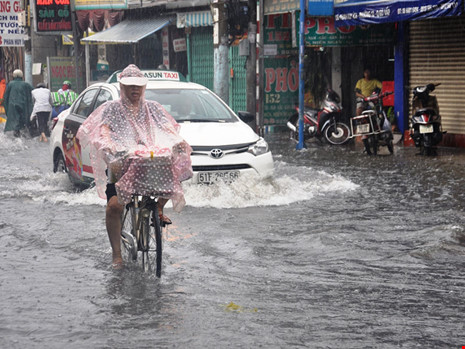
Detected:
[{"left": 50, "top": 70, "right": 274, "bottom": 186}]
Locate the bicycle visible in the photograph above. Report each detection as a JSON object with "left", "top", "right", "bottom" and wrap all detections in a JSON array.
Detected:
[{"left": 120, "top": 194, "right": 165, "bottom": 277}]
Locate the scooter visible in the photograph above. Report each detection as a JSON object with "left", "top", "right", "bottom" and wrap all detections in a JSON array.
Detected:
[
  {"left": 287, "top": 88, "right": 350, "bottom": 145},
  {"left": 350, "top": 90, "right": 394, "bottom": 155},
  {"left": 410, "top": 83, "right": 444, "bottom": 156}
]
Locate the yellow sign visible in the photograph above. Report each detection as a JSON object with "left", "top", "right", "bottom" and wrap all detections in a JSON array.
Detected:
[{"left": 62, "top": 30, "right": 94, "bottom": 45}]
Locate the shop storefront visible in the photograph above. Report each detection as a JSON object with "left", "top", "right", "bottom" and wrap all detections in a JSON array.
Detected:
[
  {"left": 176, "top": 11, "right": 214, "bottom": 89},
  {"left": 334, "top": 0, "right": 464, "bottom": 144}
]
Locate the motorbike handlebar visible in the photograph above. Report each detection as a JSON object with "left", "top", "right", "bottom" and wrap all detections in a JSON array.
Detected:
[{"left": 363, "top": 91, "right": 393, "bottom": 102}]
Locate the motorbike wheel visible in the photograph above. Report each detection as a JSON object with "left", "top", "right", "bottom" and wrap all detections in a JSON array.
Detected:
[
  {"left": 323, "top": 122, "right": 350, "bottom": 145},
  {"left": 423, "top": 134, "right": 433, "bottom": 156},
  {"left": 387, "top": 139, "right": 394, "bottom": 154},
  {"left": 365, "top": 135, "right": 378, "bottom": 156}
]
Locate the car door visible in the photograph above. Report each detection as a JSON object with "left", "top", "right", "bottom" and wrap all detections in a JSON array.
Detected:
[{"left": 62, "top": 88, "right": 99, "bottom": 182}]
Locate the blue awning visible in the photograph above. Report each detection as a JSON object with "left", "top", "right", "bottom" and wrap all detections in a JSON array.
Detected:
[
  {"left": 176, "top": 11, "right": 213, "bottom": 28},
  {"left": 81, "top": 17, "right": 174, "bottom": 44},
  {"left": 335, "top": 0, "right": 463, "bottom": 26}
]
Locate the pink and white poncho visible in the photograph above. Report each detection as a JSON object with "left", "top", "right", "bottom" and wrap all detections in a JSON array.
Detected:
[{"left": 76, "top": 79, "right": 192, "bottom": 211}]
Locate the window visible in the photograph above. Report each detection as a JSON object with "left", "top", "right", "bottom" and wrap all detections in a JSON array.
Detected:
[
  {"left": 74, "top": 89, "right": 98, "bottom": 117},
  {"left": 93, "top": 89, "right": 113, "bottom": 111}
]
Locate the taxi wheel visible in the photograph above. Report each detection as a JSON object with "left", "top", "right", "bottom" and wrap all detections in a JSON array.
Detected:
[{"left": 54, "top": 152, "right": 67, "bottom": 173}]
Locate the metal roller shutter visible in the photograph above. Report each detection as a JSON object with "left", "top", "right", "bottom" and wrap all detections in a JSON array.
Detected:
[
  {"left": 229, "top": 45, "right": 247, "bottom": 113},
  {"left": 409, "top": 16, "right": 465, "bottom": 134},
  {"left": 190, "top": 26, "right": 214, "bottom": 91}
]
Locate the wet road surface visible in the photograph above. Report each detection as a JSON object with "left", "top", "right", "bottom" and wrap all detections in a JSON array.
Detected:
[{"left": 1, "top": 128, "right": 465, "bottom": 348}]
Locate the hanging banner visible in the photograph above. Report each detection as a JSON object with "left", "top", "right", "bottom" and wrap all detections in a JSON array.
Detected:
[
  {"left": 264, "top": 13, "right": 299, "bottom": 125},
  {"left": 33, "top": 0, "right": 72, "bottom": 34},
  {"left": 0, "top": 0, "right": 26, "bottom": 47},
  {"left": 308, "top": 0, "right": 334, "bottom": 16},
  {"left": 303, "top": 16, "right": 395, "bottom": 46},
  {"left": 335, "top": 0, "right": 463, "bottom": 26}
]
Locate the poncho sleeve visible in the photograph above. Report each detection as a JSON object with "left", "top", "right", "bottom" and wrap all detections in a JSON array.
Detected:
[{"left": 76, "top": 102, "right": 114, "bottom": 200}]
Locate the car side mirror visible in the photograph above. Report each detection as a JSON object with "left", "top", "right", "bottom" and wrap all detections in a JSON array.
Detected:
[{"left": 237, "top": 111, "right": 255, "bottom": 124}]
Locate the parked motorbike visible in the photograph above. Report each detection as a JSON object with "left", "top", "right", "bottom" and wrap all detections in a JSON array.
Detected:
[
  {"left": 350, "top": 90, "right": 394, "bottom": 155},
  {"left": 287, "top": 89, "right": 350, "bottom": 145},
  {"left": 410, "top": 83, "right": 444, "bottom": 156}
]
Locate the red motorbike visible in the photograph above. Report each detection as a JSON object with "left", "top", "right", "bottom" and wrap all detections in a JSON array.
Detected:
[{"left": 287, "top": 89, "right": 350, "bottom": 145}]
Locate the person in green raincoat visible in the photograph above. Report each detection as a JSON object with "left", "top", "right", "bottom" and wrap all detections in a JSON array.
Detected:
[{"left": 3, "top": 69, "right": 33, "bottom": 137}]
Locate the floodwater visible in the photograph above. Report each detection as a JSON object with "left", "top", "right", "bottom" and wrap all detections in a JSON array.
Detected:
[{"left": 1, "top": 126, "right": 465, "bottom": 348}]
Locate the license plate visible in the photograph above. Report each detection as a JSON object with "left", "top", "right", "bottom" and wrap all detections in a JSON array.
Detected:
[
  {"left": 198, "top": 171, "right": 240, "bottom": 184},
  {"left": 356, "top": 124, "right": 370, "bottom": 134},
  {"left": 419, "top": 124, "right": 434, "bottom": 134}
]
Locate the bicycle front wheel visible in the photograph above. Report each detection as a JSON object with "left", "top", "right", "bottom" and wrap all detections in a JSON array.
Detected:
[{"left": 140, "top": 207, "right": 163, "bottom": 277}]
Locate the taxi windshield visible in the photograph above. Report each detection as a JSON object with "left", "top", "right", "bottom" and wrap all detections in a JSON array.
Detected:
[{"left": 145, "top": 88, "right": 237, "bottom": 123}]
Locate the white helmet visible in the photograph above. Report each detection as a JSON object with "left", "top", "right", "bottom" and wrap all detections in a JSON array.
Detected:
[{"left": 13, "top": 69, "right": 23, "bottom": 78}]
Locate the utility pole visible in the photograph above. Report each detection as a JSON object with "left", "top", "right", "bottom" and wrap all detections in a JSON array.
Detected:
[
  {"left": 70, "top": 0, "right": 82, "bottom": 91},
  {"left": 246, "top": 0, "right": 257, "bottom": 119},
  {"left": 212, "top": 0, "right": 229, "bottom": 104},
  {"left": 257, "top": 0, "right": 264, "bottom": 136},
  {"left": 22, "top": 0, "right": 32, "bottom": 85}
]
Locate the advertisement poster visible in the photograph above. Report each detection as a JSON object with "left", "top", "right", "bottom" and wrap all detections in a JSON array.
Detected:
[
  {"left": 47, "top": 56, "right": 77, "bottom": 92},
  {"left": 0, "top": 0, "right": 25, "bottom": 47},
  {"left": 33, "top": 0, "right": 72, "bottom": 34},
  {"left": 264, "top": 13, "right": 298, "bottom": 126}
]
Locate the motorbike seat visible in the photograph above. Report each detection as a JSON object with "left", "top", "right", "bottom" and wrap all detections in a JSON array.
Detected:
[
  {"left": 414, "top": 108, "right": 436, "bottom": 116},
  {"left": 304, "top": 108, "right": 319, "bottom": 118}
]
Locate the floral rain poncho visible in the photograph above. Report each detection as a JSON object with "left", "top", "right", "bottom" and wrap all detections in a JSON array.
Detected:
[{"left": 76, "top": 84, "right": 192, "bottom": 211}]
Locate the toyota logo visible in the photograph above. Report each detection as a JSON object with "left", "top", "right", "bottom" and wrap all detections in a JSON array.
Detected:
[{"left": 210, "top": 148, "right": 224, "bottom": 159}]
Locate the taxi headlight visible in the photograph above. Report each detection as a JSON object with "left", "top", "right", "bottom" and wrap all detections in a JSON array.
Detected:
[{"left": 248, "top": 137, "right": 269, "bottom": 156}]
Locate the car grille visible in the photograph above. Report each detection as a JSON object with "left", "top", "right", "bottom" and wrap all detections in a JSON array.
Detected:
[
  {"left": 191, "top": 143, "right": 252, "bottom": 157},
  {"left": 193, "top": 164, "right": 252, "bottom": 171}
]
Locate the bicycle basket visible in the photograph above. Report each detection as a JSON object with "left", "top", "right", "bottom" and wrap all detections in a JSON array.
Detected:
[{"left": 116, "top": 153, "right": 175, "bottom": 203}]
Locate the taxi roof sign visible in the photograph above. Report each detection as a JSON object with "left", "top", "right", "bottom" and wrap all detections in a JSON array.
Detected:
[{"left": 106, "top": 70, "right": 186, "bottom": 84}]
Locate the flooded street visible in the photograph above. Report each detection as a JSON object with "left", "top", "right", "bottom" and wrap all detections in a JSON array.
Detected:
[{"left": 1, "top": 128, "right": 465, "bottom": 348}]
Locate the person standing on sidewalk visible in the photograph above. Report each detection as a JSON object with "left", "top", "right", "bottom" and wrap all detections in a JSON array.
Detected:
[
  {"left": 31, "top": 83, "right": 53, "bottom": 142},
  {"left": 3, "top": 69, "right": 33, "bottom": 137}
]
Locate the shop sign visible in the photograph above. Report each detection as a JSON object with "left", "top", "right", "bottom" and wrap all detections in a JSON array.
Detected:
[
  {"left": 264, "top": 13, "right": 298, "bottom": 125},
  {"left": 264, "top": 0, "right": 299, "bottom": 15},
  {"left": 302, "top": 15, "right": 394, "bottom": 46},
  {"left": 264, "top": 59, "right": 299, "bottom": 125},
  {"left": 308, "top": 0, "right": 333, "bottom": 16},
  {"left": 0, "top": 0, "right": 25, "bottom": 47},
  {"left": 47, "top": 56, "right": 77, "bottom": 92},
  {"left": 173, "top": 38, "right": 187, "bottom": 53},
  {"left": 335, "top": 0, "right": 463, "bottom": 26},
  {"left": 33, "top": 0, "right": 72, "bottom": 34}
]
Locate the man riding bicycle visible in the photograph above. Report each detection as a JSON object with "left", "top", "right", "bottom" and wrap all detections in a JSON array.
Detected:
[{"left": 77, "top": 64, "right": 192, "bottom": 268}]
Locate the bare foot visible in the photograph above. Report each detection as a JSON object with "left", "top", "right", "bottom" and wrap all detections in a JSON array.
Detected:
[{"left": 112, "top": 256, "right": 123, "bottom": 269}]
